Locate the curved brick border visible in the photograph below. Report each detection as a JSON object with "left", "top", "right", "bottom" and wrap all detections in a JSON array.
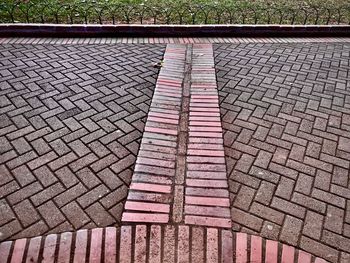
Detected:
[
  {"left": 0, "top": 226, "right": 330, "bottom": 263},
  {"left": 0, "top": 24, "right": 350, "bottom": 38}
]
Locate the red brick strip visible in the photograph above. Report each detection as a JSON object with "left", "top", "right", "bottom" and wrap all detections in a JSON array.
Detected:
[
  {"left": 0, "top": 226, "right": 330, "bottom": 263},
  {"left": 121, "top": 43, "right": 231, "bottom": 227},
  {"left": 121, "top": 44, "right": 187, "bottom": 224},
  {"left": 1, "top": 37, "right": 350, "bottom": 45},
  {"left": 184, "top": 44, "right": 231, "bottom": 228}
]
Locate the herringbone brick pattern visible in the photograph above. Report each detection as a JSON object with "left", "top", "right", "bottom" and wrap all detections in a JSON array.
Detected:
[
  {"left": 0, "top": 44, "right": 165, "bottom": 241},
  {"left": 214, "top": 43, "right": 350, "bottom": 263}
]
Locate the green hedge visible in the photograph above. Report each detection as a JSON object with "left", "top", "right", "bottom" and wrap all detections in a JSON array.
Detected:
[{"left": 0, "top": 0, "right": 349, "bottom": 25}]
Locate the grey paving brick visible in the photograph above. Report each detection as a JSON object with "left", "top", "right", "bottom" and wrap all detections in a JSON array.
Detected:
[{"left": 0, "top": 43, "right": 164, "bottom": 241}]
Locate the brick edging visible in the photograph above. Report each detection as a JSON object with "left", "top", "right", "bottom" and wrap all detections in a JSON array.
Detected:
[
  {"left": 121, "top": 44, "right": 187, "bottom": 224},
  {"left": 183, "top": 44, "right": 232, "bottom": 228},
  {"left": 1, "top": 37, "right": 350, "bottom": 45},
  {"left": 0, "top": 24, "right": 350, "bottom": 38},
  {"left": 0, "top": 226, "right": 330, "bottom": 263}
]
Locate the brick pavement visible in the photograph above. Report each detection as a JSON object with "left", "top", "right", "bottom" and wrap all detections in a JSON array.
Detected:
[
  {"left": 1, "top": 37, "right": 350, "bottom": 45},
  {"left": 0, "top": 226, "right": 329, "bottom": 263},
  {"left": 1, "top": 39, "right": 349, "bottom": 262},
  {"left": 215, "top": 42, "right": 350, "bottom": 263},
  {"left": 0, "top": 44, "right": 165, "bottom": 241},
  {"left": 121, "top": 44, "right": 231, "bottom": 228}
]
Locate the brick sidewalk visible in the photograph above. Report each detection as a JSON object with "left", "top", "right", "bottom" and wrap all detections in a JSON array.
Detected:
[
  {"left": 1, "top": 39, "right": 349, "bottom": 262},
  {"left": 215, "top": 42, "right": 350, "bottom": 263},
  {"left": 0, "top": 44, "right": 165, "bottom": 240},
  {"left": 0, "top": 42, "right": 331, "bottom": 263}
]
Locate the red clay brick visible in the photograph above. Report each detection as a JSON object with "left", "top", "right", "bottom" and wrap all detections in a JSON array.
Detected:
[
  {"left": 185, "top": 215, "right": 231, "bottom": 228},
  {"left": 10, "top": 238, "right": 26, "bottom": 263},
  {"left": 42, "top": 234, "right": 57, "bottom": 263},
  {"left": 147, "top": 116, "right": 178, "bottom": 125},
  {"left": 130, "top": 183, "right": 171, "bottom": 193},
  {"left": 185, "top": 205, "right": 230, "bottom": 218},
  {"left": 163, "top": 226, "right": 175, "bottom": 263},
  {"left": 25, "top": 237, "right": 41, "bottom": 263},
  {"left": 186, "top": 179, "right": 228, "bottom": 188},
  {"left": 315, "top": 258, "right": 328, "bottom": 263},
  {"left": 191, "top": 227, "right": 205, "bottom": 263},
  {"left": 236, "top": 233, "right": 247, "bottom": 263},
  {"left": 119, "top": 226, "right": 132, "bottom": 263},
  {"left": 136, "top": 157, "right": 175, "bottom": 168},
  {"left": 281, "top": 244, "right": 295, "bottom": 263},
  {"left": 244, "top": 232, "right": 259, "bottom": 261},
  {"left": 187, "top": 163, "right": 226, "bottom": 171},
  {"left": 187, "top": 156, "right": 225, "bottom": 164},
  {"left": 134, "top": 164, "right": 175, "bottom": 177},
  {"left": 189, "top": 126, "right": 222, "bottom": 132},
  {"left": 187, "top": 171, "right": 227, "bottom": 179},
  {"left": 206, "top": 228, "right": 219, "bottom": 263},
  {"left": 134, "top": 225, "right": 147, "bottom": 263},
  {"left": 149, "top": 225, "right": 161, "bottom": 263},
  {"left": 148, "top": 112, "right": 179, "bottom": 120},
  {"left": 189, "top": 131, "right": 222, "bottom": 138},
  {"left": 89, "top": 228, "right": 103, "bottom": 263},
  {"left": 125, "top": 201, "right": 170, "bottom": 213},
  {"left": 186, "top": 187, "right": 229, "bottom": 197},
  {"left": 187, "top": 149, "right": 224, "bottom": 157},
  {"left": 73, "top": 230, "right": 88, "bottom": 263},
  {"left": 185, "top": 196, "right": 229, "bottom": 207},
  {"left": 298, "top": 250, "right": 312, "bottom": 263},
  {"left": 177, "top": 225, "right": 190, "bottom": 263},
  {"left": 145, "top": 127, "right": 177, "bottom": 136},
  {"left": 190, "top": 121, "right": 221, "bottom": 127},
  {"left": 57, "top": 232, "right": 72, "bottom": 263},
  {"left": 104, "top": 227, "right": 117, "bottom": 263},
  {"left": 122, "top": 213, "right": 169, "bottom": 223},
  {"left": 221, "top": 230, "right": 233, "bottom": 263},
  {"left": 127, "top": 192, "right": 172, "bottom": 204},
  {"left": 265, "top": 240, "right": 278, "bottom": 263}
]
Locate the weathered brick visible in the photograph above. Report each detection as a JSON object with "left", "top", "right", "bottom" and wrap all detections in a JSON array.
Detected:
[
  {"left": 280, "top": 215, "right": 303, "bottom": 246},
  {"left": 254, "top": 181, "right": 275, "bottom": 205},
  {"left": 324, "top": 205, "right": 344, "bottom": 234},
  {"left": 275, "top": 177, "right": 294, "bottom": 200},
  {"left": 271, "top": 197, "right": 306, "bottom": 219},
  {"left": 233, "top": 185, "right": 255, "bottom": 210},
  {"left": 312, "top": 188, "right": 346, "bottom": 208},
  {"left": 250, "top": 202, "right": 284, "bottom": 225}
]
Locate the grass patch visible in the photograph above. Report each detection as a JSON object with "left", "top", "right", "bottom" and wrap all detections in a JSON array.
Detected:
[{"left": 0, "top": 0, "right": 349, "bottom": 25}]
